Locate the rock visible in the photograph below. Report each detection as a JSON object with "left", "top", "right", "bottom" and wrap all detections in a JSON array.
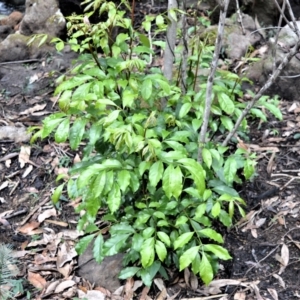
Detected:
[
  {"left": 0, "top": 11, "right": 23, "bottom": 29},
  {"left": 201, "top": 13, "right": 263, "bottom": 60},
  {"left": 245, "top": 21, "right": 300, "bottom": 100},
  {"left": 77, "top": 242, "right": 124, "bottom": 292},
  {"left": 19, "top": 0, "right": 66, "bottom": 38},
  {"left": 0, "top": 25, "right": 13, "bottom": 41},
  {"left": 0, "top": 33, "right": 53, "bottom": 62}
]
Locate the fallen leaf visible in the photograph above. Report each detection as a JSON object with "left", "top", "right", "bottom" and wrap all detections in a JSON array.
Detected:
[
  {"left": 278, "top": 243, "right": 289, "bottom": 274},
  {"left": 268, "top": 288, "right": 278, "bottom": 300},
  {"left": 54, "top": 280, "right": 76, "bottom": 293},
  {"left": 28, "top": 271, "right": 47, "bottom": 289},
  {"left": 19, "top": 146, "right": 31, "bottom": 168},
  {"left": 18, "top": 221, "right": 40, "bottom": 234},
  {"left": 272, "top": 274, "right": 286, "bottom": 289},
  {"left": 20, "top": 103, "right": 47, "bottom": 115},
  {"left": 22, "top": 165, "right": 33, "bottom": 178},
  {"left": 38, "top": 208, "right": 57, "bottom": 223},
  {"left": 234, "top": 292, "right": 246, "bottom": 300},
  {"left": 77, "top": 289, "right": 106, "bottom": 300}
]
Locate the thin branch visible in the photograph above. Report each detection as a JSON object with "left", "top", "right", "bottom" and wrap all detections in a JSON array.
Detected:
[
  {"left": 180, "top": 1, "right": 188, "bottom": 94},
  {"left": 272, "top": 0, "right": 286, "bottom": 73},
  {"left": 197, "top": 0, "right": 230, "bottom": 162},
  {"left": 222, "top": 38, "right": 300, "bottom": 146},
  {"left": 222, "top": 0, "right": 300, "bottom": 146}
]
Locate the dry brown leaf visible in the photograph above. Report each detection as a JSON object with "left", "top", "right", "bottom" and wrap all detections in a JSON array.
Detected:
[
  {"left": 124, "top": 277, "right": 134, "bottom": 300},
  {"left": 18, "top": 221, "right": 40, "bottom": 234},
  {"left": 272, "top": 274, "right": 286, "bottom": 289},
  {"left": 268, "top": 288, "right": 278, "bottom": 300},
  {"left": 0, "top": 218, "right": 10, "bottom": 227},
  {"left": 156, "top": 288, "right": 167, "bottom": 300},
  {"left": 190, "top": 273, "right": 198, "bottom": 290},
  {"left": 234, "top": 292, "right": 246, "bottom": 300},
  {"left": 74, "top": 153, "right": 81, "bottom": 164},
  {"left": 20, "top": 103, "right": 47, "bottom": 115},
  {"left": 77, "top": 289, "right": 106, "bottom": 300},
  {"left": 184, "top": 268, "right": 190, "bottom": 287},
  {"left": 94, "top": 286, "right": 111, "bottom": 296},
  {"left": 45, "top": 219, "right": 69, "bottom": 227},
  {"left": 251, "top": 228, "right": 258, "bottom": 238},
  {"left": 255, "top": 218, "right": 266, "bottom": 228},
  {"left": 0, "top": 181, "right": 9, "bottom": 190},
  {"left": 19, "top": 146, "right": 31, "bottom": 168},
  {"left": 139, "top": 286, "right": 150, "bottom": 300},
  {"left": 57, "top": 242, "right": 77, "bottom": 268},
  {"left": 54, "top": 280, "right": 76, "bottom": 293},
  {"left": 28, "top": 271, "right": 47, "bottom": 289},
  {"left": 38, "top": 208, "right": 57, "bottom": 223},
  {"left": 22, "top": 165, "right": 33, "bottom": 178},
  {"left": 278, "top": 243, "right": 289, "bottom": 274},
  {"left": 45, "top": 280, "right": 61, "bottom": 294},
  {"left": 34, "top": 253, "right": 57, "bottom": 265}
]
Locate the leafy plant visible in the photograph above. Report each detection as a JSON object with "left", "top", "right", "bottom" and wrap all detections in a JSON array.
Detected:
[
  {"left": 0, "top": 244, "right": 23, "bottom": 300},
  {"left": 32, "top": 0, "right": 280, "bottom": 286}
]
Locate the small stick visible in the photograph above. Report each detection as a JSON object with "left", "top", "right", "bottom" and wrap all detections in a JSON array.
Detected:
[{"left": 0, "top": 59, "right": 41, "bottom": 65}]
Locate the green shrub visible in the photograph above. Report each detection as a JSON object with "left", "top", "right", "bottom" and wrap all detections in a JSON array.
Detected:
[{"left": 32, "top": 0, "right": 282, "bottom": 286}]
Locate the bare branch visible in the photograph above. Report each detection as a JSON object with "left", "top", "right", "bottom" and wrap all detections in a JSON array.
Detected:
[
  {"left": 197, "top": 0, "right": 230, "bottom": 162},
  {"left": 222, "top": 39, "right": 300, "bottom": 146},
  {"left": 222, "top": 0, "right": 300, "bottom": 146}
]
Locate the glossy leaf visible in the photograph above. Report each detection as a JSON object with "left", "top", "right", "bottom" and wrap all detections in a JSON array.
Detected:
[
  {"left": 203, "top": 244, "right": 232, "bottom": 260},
  {"left": 202, "top": 148, "right": 212, "bottom": 169},
  {"left": 218, "top": 92, "right": 235, "bottom": 114},
  {"left": 107, "top": 183, "right": 121, "bottom": 213},
  {"left": 69, "top": 118, "right": 87, "bottom": 150},
  {"left": 141, "top": 78, "right": 152, "bottom": 100},
  {"left": 224, "top": 156, "right": 237, "bottom": 184},
  {"left": 141, "top": 237, "right": 155, "bottom": 268},
  {"left": 75, "top": 233, "right": 95, "bottom": 255},
  {"left": 93, "top": 234, "right": 104, "bottom": 263},
  {"left": 199, "top": 228, "right": 223, "bottom": 243},
  {"left": 157, "top": 231, "right": 171, "bottom": 247},
  {"left": 174, "top": 232, "right": 194, "bottom": 250},
  {"left": 149, "top": 161, "right": 164, "bottom": 188},
  {"left": 55, "top": 118, "right": 70, "bottom": 143},
  {"left": 199, "top": 252, "right": 213, "bottom": 285},
  {"left": 179, "top": 246, "right": 200, "bottom": 271},
  {"left": 51, "top": 183, "right": 65, "bottom": 204},
  {"left": 117, "top": 170, "right": 131, "bottom": 192},
  {"left": 155, "top": 240, "right": 167, "bottom": 262},
  {"left": 119, "top": 267, "right": 141, "bottom": 279}
]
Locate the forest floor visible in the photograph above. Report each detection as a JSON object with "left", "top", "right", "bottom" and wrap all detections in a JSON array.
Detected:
[
  {"left": 1, "top": 6, "right": 300, "bottom": 300},
  {"left": 1, "top": 51, "right": 300, "bottom": 300}
]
